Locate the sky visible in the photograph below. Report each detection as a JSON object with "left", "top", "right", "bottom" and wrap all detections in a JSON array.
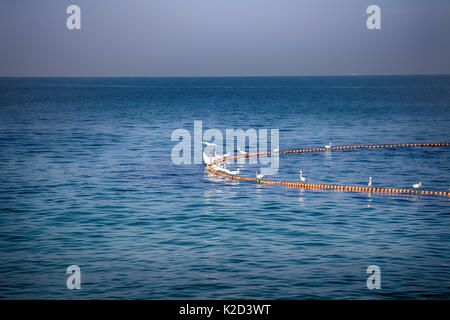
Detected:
[{"left": 0, "top": 0, "right": 449, "bottom": 76}]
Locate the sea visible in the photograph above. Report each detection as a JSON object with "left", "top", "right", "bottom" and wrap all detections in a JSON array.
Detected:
[{"left": 0, "top": 75, "right": 449, "bottom": 299}]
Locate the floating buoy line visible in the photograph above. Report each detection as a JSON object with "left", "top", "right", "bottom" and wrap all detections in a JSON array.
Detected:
[{"left": 206, "top": 142, "right": 450, "bottom": 198}]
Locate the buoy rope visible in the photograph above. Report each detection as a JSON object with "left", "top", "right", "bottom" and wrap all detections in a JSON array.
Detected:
[{"left": 206, "top": 142, "right": 450, "bottom": 197}]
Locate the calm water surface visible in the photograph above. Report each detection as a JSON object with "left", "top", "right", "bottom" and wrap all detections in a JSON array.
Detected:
[{"left": 0, "top": 76, "right": 449, "bottom": 299}]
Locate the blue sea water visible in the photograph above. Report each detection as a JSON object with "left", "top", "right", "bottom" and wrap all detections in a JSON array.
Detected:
[{"left": 0, "top": 76, "right": 449, "bottom": 299}]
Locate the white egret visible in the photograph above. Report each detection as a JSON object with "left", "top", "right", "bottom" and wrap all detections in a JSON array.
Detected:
[
  {"left": 256, "top": 171, "right": 264, "bottom": 180},
  {"left": 226, "top": 168, "right": 240, "bottom": 175},
  {"left": 203, "top": 152, "right": 216, "bottom": 165},
  {"left": 412, "top": 182, "right": 422, "bottom": 189},
  {"left": 237, "top": 146, "right": 247, "bottom": 155},
  {"left": 215, "top": 152, "right": 231, "bottom": 160},
  {"left": 299, "top": 170, "right": 307, "bottom": 183}
]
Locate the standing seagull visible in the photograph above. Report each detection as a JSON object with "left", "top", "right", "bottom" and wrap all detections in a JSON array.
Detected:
[
  {"left": 237, "top": 146, "right": 247, "bottom": 155},
  {"left": 368, "top": 177, "right": 373, "bottom": 187},
  {"left": 203, "top": 152, "right": 215, "bottom": 165},
  {"left": 256, "top": 171, "right": 264, "bottom": 180},
  {"left": 412, "top": 182, "right": 422, "bottom": 189},
  {"left": 324, "top": 142, "right": 332, "bottom": 150},
  {"left": 227, "top": 168, "right": 240, "bottom": 175},
  {"left": 299, "top": 170, "right": 307, "bottom": 183}
]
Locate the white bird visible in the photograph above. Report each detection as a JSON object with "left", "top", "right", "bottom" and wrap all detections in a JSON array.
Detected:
[
  {"left": 215, "top": 152, "right": 230, "bottom": 160},
  {"left": 368, "top": 177, "right": 373, "bottom": 187},
  {"left": 211, "top": 163, "right": 226, "bottom": 172},
  {"left": 237, "top": 146, "right": 247, "bottom": 155},
  {"left": 412, "top": 182, "right": 422, "bottom": 189},
  {"left": 203, "top": 152, "right": 215, "bottom": 165},
  {"left": 324, "top": 142, "right": 332, "bottom": 150},
  {"left": 202, "top": 141, "right": 218, "bottom": 147},
  {"left": 272, "top": 148, "right": 279, "bottom": 153},
  {"left": 299, "top": 170, "right": 307, "bottom": 183},
  {"left": 226, "top": 168, "right": 240, "bottom": 175},
  {"left": 256, "top": 171, "right": 264, "bottom": 180}
]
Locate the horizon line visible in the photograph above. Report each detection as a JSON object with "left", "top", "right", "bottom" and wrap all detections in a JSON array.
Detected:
[{"left": 2, "top": 73, "right": 450, "bottom": 78}]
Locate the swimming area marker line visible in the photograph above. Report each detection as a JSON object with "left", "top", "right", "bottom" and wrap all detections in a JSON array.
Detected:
[{"left": 206, "top": 143, "right": 450, "bottom": 198}]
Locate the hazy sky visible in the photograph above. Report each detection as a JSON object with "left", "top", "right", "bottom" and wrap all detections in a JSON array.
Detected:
[{"left": 1, "top": 0, "right": 449, "bottom": 76}]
